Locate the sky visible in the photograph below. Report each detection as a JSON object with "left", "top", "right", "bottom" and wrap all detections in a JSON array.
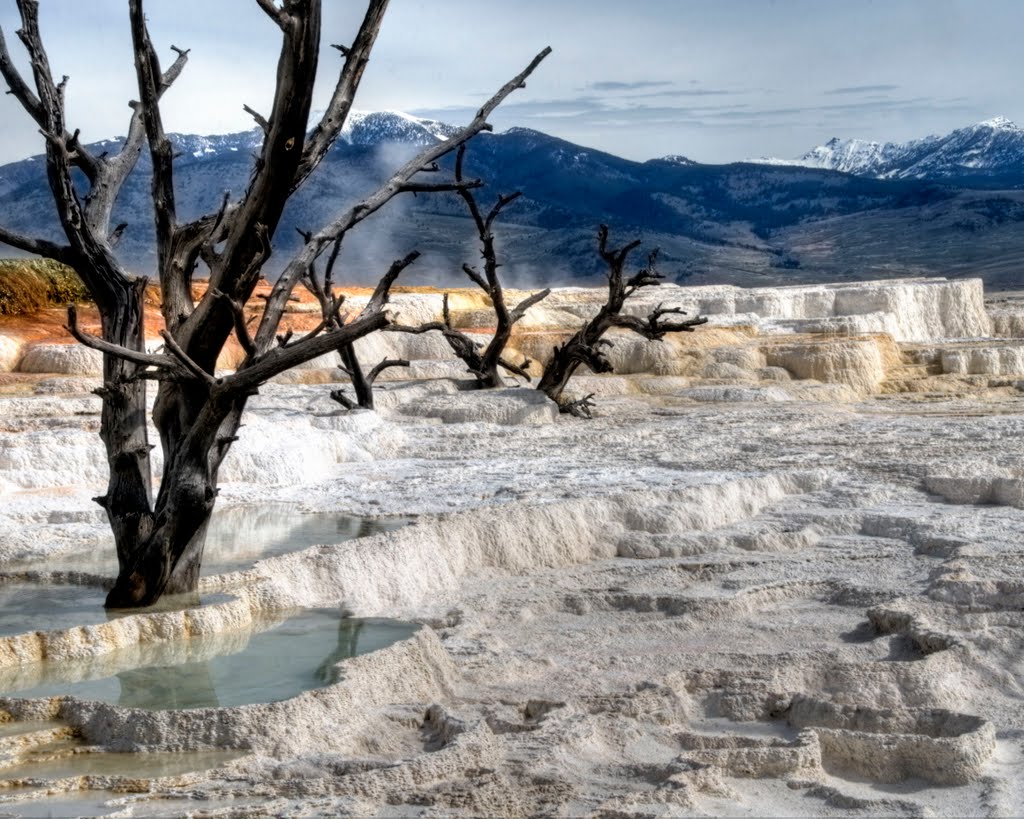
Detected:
[{"left": 0, "top": 0, "right": 1022, "bottom": 166}]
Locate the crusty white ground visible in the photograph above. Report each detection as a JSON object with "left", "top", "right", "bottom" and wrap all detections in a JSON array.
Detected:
[{"left": 0, "top": 377, "right": 1023, "bottom": 817}]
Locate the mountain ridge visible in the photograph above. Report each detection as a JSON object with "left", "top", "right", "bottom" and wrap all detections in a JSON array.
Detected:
[
  {"left": 2, "top": 112, "right": 1024, "bottom": 289},
  {"left": 753, "top": 117, "right": 1024, "bottom": 184}
]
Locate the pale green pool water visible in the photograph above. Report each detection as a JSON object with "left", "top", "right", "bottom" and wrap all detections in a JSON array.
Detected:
[
  {"left": 4, "top": 611, "right": 419, "bottom": 710},
  {"left": 43, "top": 506, "right": 411, "bottom": 577},
  {"left": 0, "top": 585, "right": 228, "bottom": 639}
]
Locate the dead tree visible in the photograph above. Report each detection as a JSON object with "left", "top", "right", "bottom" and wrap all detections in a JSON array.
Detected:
[
  {"left": 0, "top": 0, "right": 549, "bottom": 607},
  {"left": 388, "top": 149, "right": 549, "bottom": 388},
  {"left": 449, "top": 146, "right": 550, "bottom": 387},
  {"left": 537, "top": 225, "right": 707, "bottom": 417},
  {"left": 294, "top": 228, "right": 410, "bottom": 411},
  {"left": 387, "top": 292, "right": 527, "bottom": 383},
  {"left": 331, "top": 345, "right": 409, "bottom": 410}
]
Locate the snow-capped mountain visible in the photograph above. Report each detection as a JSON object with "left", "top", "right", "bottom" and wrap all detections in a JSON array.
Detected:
[
  {"left": 649, "top": 154, "right": 697, "bottom": 167},
  {"left": 154, "top": 111, "right": 455, "bottom": 162},
  {"left": 339, "top": 110, "right": 459, "bottom": 146},
  {"left": 754, "top": 117, "right": 1024, "bottom": 183}
]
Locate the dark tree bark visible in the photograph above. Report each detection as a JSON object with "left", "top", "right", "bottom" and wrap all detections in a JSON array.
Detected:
[
  {"left": 537, "top": 225, "right": 708, "bottom": 416},
  {"left": 1, "top": 0, "right": 550, "bottom": 607},
  {"left": 332, "top": 344, "right": 410, "bottom": 410},
  {"left": 390, "top": 292, "right": 536, "bottom": 385}
]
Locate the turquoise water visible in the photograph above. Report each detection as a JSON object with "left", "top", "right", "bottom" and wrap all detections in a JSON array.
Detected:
[{"left": 5, "top": 610, "right": 419, "bottom": 710}]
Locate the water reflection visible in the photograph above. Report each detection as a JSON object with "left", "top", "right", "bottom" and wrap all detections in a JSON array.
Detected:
[
  {"left": 315, "top": 617, "right": 364, "bottom": 684},
  {"left": 40, "top": 506, "right": 412, "bottom": 578},
  {"left": 0, "top": 582, "right": 230, "bottom": 639},
  {"left": 117, "top": 660, "right": 221, "bottom": 710},
  {"left": 0, "top": 582, "right": 107, "bottom": 637},
  {"left": 5, "top": 610, "right": 419, "bottom": 710},
  {"left": 201, "top": 506, "right": 412, "bottom": 575}
]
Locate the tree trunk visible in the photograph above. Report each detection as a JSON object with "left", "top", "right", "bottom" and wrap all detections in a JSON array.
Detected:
[
  {"left": 93, "top": 278, "right": 157, "bottom": 577},
  {"left": 536, "top": 317, "right": 610, "bottom": 406},
  {"left": 536, "top": 352, "right": 579, "bottom": 405},
  {"left": 340, "top": 345, "right": 374, "bottom": 409},
  {"left": 105, "top": 385, "right": 245, "bottom": 608}
]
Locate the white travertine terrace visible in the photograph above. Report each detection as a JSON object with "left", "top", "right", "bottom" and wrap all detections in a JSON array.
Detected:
[
  {"left": 15, "top": 343, "right": 103, "bottom": 376},
  {"left": 0, "top": 276, "right": 1022, "bottom": 815}
]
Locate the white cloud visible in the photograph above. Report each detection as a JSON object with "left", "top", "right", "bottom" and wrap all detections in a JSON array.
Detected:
[{"left": 1, "top": 0, "right": 1022, "bottom": 164}]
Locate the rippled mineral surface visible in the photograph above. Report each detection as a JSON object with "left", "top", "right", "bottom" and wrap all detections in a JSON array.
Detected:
[{"left": 0, "top": 280, "right": 1022, "bottom": 816}]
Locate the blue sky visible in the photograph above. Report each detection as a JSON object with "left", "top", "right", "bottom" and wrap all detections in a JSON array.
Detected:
[{"left": 0, "top": 0, "right": 1021, "bottom": 165}]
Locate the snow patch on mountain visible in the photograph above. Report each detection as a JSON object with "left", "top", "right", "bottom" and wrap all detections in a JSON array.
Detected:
[
  {"left": 338, "top": 110, "right": 459, "bottom": 147},
  {"left": 750, "top": 118, "right": 1024, "bottom": 180},
  {"left": 650, "top": 154, "right": 697, "bottom": 167},
  {"left": 150, "top": 111, "right": 459, "bottom": 162}
]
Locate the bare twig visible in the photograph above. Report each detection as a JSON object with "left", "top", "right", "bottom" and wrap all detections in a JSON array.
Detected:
[{"left": 243, "top": 104, "right": 270, "bottom": 135}]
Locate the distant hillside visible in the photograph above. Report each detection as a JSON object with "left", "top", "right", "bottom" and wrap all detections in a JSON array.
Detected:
[{"left": 3, "top": 113, "right": 1024, "bottom": 289}]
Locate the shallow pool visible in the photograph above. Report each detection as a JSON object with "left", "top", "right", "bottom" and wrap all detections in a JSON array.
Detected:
[
  {"left": 4, "top": 610, "right": 420, "bottom": 710},
  {"left": 0, "top": 583, "right": 107, "bottom": 638},
  {"left": 42, "top": 505, "right": 411, "bottom": 578},
  {"left": 200, "top": 505, "right": 412, "bottom": 575},
  {"left": 0, "top": 583, "right": 229, "bottom": 639}
]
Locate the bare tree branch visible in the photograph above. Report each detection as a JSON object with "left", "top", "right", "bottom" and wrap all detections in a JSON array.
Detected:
[
  {"left": 333, "top": 346, "right": 410, "bottom": 411},
  {"left": 329, "top": 389, "right": 358, "bottom": 410},
  {"left": 509, "top": 288, "right": 551, "bottom": 324},
  {"left": 461, "top": 263, "right": 488, "bottom": 292},
  {"left": 254, "top": 0, "right": 286, "bottom": 26},
  {"left": 322, "top": 235, "right": 344, "bottom": 297},
  {"left": 160, "top": 329, "right": 217, "bottom": 386},
  {"left": 128, "top": 0, "right": 178, "bottom": 275},
  {"left": 293, "top": 0, "right": 390, "bottom": 190},
  {"left": 0, "top": 225, "right": 74, "bottom": 263},
  {"left": 561, "top": 393, "right": 596, "bottom": 419},
  {"left": 0, "top": 24, "right": 44, "bottom": 126},
  {"left": 92, "top": 45, "right": 189, "bottom": 236},
  {"left": 65, "top": 305, "right": 178, "bottom": 374},
  {"left": 249, "top": 47, "right": 551, "bottom": 355},
  {"left": 367, "top": 357, "right": 410, "bottom": 382},
  {"left": 243, "top": 103, "right": 270, "bottom": 135},
  {"left": 211, "top": 288, "right": 257, "bottom": 357},
  {"left": 226, "top": 312, "right": 391, "bottom": 392},
  {"left": 400, "top": 179, "right": 483, "bottom": 195},
  {"left": 365, "top": 251, "right": 421, "bottom": 315},
  {"left": 1, "top": 8, "right": 100, "bottom": 182},
  {"left": 497, "top": 355, "right": 532, "bottom": 380},
  {"left": 231, "top": 251, "right": 418, "bottom": 391}
]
